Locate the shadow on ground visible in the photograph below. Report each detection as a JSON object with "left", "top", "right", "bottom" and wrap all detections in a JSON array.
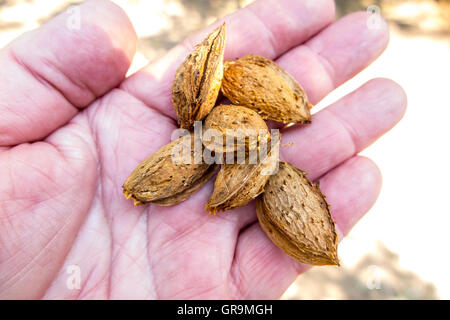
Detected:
[{"left": 337, "top": 0, "right": 450, "bottom": 37}]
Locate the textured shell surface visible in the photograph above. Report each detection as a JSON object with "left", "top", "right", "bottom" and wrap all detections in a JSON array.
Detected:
[
  {"left": 203, "top": 104, "right": 270, "bottom": 154},
  {"left": 123, "top": 133, "right": 215, "bottom": 206},
  {"left": 222, "top": 55, "right": 312, "bottom": 124},
  {"left": 256, "top": 161, "right": 339, "bottom": 266},
  {"left": 206, "top": 134, "right": 280, "bottom": 213},
  {"left": 172, "top": 24, "right": 226, "bottom": 129}
]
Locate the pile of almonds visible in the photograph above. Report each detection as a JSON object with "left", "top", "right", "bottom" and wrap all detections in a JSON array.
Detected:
[{"left": 123, "top": 24, "right": 339, "bottom": 266}]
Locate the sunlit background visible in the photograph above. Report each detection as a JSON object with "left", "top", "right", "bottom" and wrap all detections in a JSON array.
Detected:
[{"left": 1, "top": 0, "right": 449, "bottom": 300}]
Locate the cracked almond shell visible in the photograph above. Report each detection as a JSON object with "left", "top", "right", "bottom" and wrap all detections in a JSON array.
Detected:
[
  {"left": 202, "top": 104, "right": 270, "bottom": 154},
  {"left": 221, "top": 55, "right": 312, "bottom": 124},
  {"left": 206, "top": 134, "right": 280, "bottom": 214},
  {"left": 172, "top": 24, "right": 226, "bottom": 130},
  {"left": 123, "top": 133, "right": 216, "bottom": 206},
  {"left": 256, "top": 162, "right": 339, "bottom": 266}
]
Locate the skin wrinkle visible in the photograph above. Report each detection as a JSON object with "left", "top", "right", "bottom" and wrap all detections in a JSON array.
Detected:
[
  {"left": 150, "top": 216, "right": 216, "bottom": 254},
  {"left": 231, "top": 156, "right": 383, "bottom": 299},
  {"left": 180, "top": 35, "right": 197, "bottom": 56},
  {"left": 110, "top": 238, "right": 149, "bottom": 278},
  {"left": 279, "top": 120, "right": 356, "bottom": 182},
  {"left": 151, "top": 241, "right": 225, "bottom": 299},
  {"left": 33, "top": 6, "right": 137, "bottom": 300},
  {"left": 76, "top": 264, "right": 99, "bottom": 299},
  {"left": 289, "top": 257, "right": 309, "bottom": 275},
  {"left": 0, "top": 206, "right": 32, "bottom": 251},
  {"left": 231, "top": 231, "right": 274, "bottom": 299},
  {"left": 78, "top": 265, "right": 110, "bottom": 299},
  {"left": 0, "top": 174, "right": 65, "bottom": 230},
  {"left": 323, "top": 107, "right": 361, "bottom": 153},
  {"left": 144, "top": 207, "right": 158, "bottom": 299},
  {"left": 3, "top": 142, "right": 96, "bottom": 243},
  {"left": 230, "top": 205, "right": 304, "bottom": 296},
  {"left": 0, "top": 200, "right": 16, "bottom": 259},
  {"left": 227, "top": 203, "right": 263, "bottom": 299},
  {"left": 89, "top": 119, "right": 114, "bottom": 299},
  {"left": 180, "top": 283, "right": 225, "bottom": 300},
  {"left": 0, "top": 3, "right": 136, "bottom": 147},
  {"left": 81, "top": 131, "right": 116, "bottom": 301},
  {"left": 97, "top": 108, "right": 149, "bottom": 299},
  {"left": 44, "top": 188, "right": 112, "bottom": 299},
  {"left": 231, "top": 235, "right": 283, "bottom": 299},
  {"left": 126, "top": 122, "right": 173, "bottom": 155},
  {"left": 145, "top": 205, "right": 202, "bottom": 252},
  {"left": 147, "top": 205, "right": 164, "bottom": 300},
  {"left": 150, "top": 205, "right": 242, "bottom": 252},
  {"left": 109, "top": 244, "right": 151, "bottom": 299},
  {"left": 43, "top": 141, "right": 72, "bottom": 172},
  {"left": 0, "top": 182, "right": 83, "bottom": 282},
  {"left": 151, "top": 219, "right": 200, "bottom": 252},
  {"left": 0, "top": 0, "right": 140, "bottom": 299},
  {"left": 71, "top": 108, "right": 114, "bottom": 299},
  {"left": 5, "top": 150, "right": 16, "bottom": 201},
  {"left": 13, "top": 158, "right": 60, "bottom": 190},
  {"left": 0, "top": 104, "right": 29, "bottom": 145},
  {"left": 119, "top": 2, "right": 336, "bottom": 120},
  {"left": 0, "top": 102, "right": 28, "bottom": 127},
  {"left": 228, "top": 247, "right": 245, "bottom": 299},
  {"left": 0, "top": 184, "right": 73, "bottom": 221},
  {"left": 117, "top": 12, "right": 340, "bottom": 126}
]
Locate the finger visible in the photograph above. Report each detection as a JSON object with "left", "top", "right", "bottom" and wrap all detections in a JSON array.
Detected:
[
  {"left": 0, "top": 0, "right": 136, "bottom": 146},
  {"left": 121, "top": 0, "right": 335, "bottom": 117},
  {"left": 277, "top": 11, "right": 390, "bottom": 104},
  {"left": 0, "top": 118, "right": 98, "bottom": 299},
  {"left": 280, "top": 78, "right": 407, "bottom": 181},
  {"left": 229, "top": 156, "right": 382, "bottom": 299}
]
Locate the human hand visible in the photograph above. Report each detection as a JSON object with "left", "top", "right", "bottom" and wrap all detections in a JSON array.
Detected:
[{"left": 0, "top": 0, "right": 406, "bottom": 299}]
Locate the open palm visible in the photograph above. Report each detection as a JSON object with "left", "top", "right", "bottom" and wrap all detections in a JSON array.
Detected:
[{"left": 0, "top": 0, "right": 406, "bottom": 299}]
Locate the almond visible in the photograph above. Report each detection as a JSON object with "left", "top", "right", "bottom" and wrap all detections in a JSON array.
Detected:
[{"left": 206, "top": 134, "right": 280, "bottom": 213}]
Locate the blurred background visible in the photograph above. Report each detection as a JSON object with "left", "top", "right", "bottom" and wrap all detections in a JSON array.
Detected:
[{"left": 1, "top": 0, "right": 449, "bottom": 300}]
